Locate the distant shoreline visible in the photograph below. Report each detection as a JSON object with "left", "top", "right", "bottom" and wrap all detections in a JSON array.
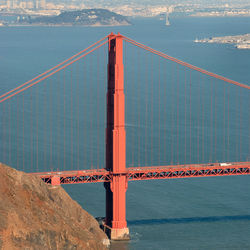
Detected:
[
  {"left": 194, "top": 33, "right": 250, "bottom": 49},
  {"left": 6, "top": 23, "right": 131, "bottom": 27},
  {"left": 5, "top": 9, "right": 131, "bottom": 27}
]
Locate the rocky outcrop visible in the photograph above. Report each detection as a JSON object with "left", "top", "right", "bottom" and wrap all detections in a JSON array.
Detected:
[{"left": 0, "top": 163, "right": 109, "bottom": 250}]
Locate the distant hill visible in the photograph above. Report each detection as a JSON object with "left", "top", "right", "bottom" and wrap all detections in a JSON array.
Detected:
[{"left": 18, "top": 9, "right": 131, "bottom": 26}]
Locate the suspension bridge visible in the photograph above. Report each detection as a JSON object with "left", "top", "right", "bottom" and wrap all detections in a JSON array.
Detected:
[{"left": 0, "top": 32, "right": 249, "bottom": 240}]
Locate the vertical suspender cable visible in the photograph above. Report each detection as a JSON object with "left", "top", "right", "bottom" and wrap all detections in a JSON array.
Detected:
[
  {"left": 57, "top": 72, "right": 61, "bottom": 171},
  {"left": 223, "top": 82, "right": 226, "bottom": 161},
  {"left": 150, "top": 54, "right": 154, "bottom": 165},
  {"left": 227, "top": 84, "right": 230, "bottom": 162},
  {"left": 3, "top": 103, "right": 5, "bottom": 164},
  {"left": 189, "top": 70, "right": 192, "bottom": 163},
  {"left": 77, "top": 61, "right": 80, "bottom": 170},
  {"left": 239, "top": 88, "right": 242, "bottom": 161},
  {"left": 176, "top": 64, "right": 179, "bottom": 164},
  {"left": 22, "top": 94, "right": 25, "bottom": 171},
  {"left": 249, "top": 92, "right": 250, "bottom": 161},
  {"left": 209, "top": 79, "right": 213, "bottom": 162},
  {"left": 30, "top": 88, "right": 33, "bottom": 172},
  {"left": 70, "top": 65, "right": 74, "bottom": 169},
  {"left": 171, "top": 64, "right": 174, "bottom": 164},
  {"left": 16, "top": 97, "right": 19, "bottom": 169},
  {"left": 184, "top": 67, "right": 187, "bottom": 164},
  {"left": 49, "top": 78, "right": 53, "bottom": 171},
  {"left": 83, "top": 58, "right": 87, "bottom": 169},
  {"left": 36, "top": 85, "right": 39, "bottom": 172},
  {"left": 131, "top": 45, "right": 136, "bottom": 166},
  {"left": 236, "top": 87, "right": 239, "bottom": 161},
  {"left": 197, "top": 74, "right": 201, "bottom": 163},
  {"left": 96, "top": 49, "right": 100, "bottom": 169},
  {"left": 8, "top": 100, "right": 11, "bottom": 166},
  {"left": 158, "top": 57, "right": 161, "bottom": 165},
  {"left": 55, "top": 75, "right": 58, "bottom": 171},
  {"left": 43, "top": 82, "right": 47, "bottom": 171},
  {"left": 164, "top": 60, "right": 167, "bottom": 164},
  {"left": 214, "top": 80, "right": 217, "bottom": 162},
  {"left": 202, "top": 75, "right": 205, "bottom": 163},
  {"left": 103, "top": 43, "right": 107, "bottom": 168},
  {"left": 137, "top": 49, "right": 141, "bottom": 166},
  {"left": 90, "top": 55, "right": 93, "bottom": 168},
  {"left": 145, "top": 52, "right": 148, "bottom": 166},
  {"left": 63, "top": 70, "right": 66, "bottom": 171}
]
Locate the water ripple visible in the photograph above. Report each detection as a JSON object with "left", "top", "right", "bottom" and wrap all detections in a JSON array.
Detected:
[{"left": 128, "top": 215, "right": 250, "bottom": 226}]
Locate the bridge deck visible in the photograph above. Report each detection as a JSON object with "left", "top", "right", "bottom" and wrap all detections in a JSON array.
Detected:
[{"left": 30, "top": 162, "right": 250, "bottom": 185}]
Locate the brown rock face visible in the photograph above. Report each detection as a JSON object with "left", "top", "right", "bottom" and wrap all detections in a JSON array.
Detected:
[{"left": 0, "top": 163, "right": 109, "bottom": 250}]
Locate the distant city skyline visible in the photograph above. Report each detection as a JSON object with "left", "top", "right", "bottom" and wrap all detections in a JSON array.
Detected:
[
  {"left": 5, "top": 0, "right": 46, "bottom": 9},
  {"left": 1, "top": 0, "right": 250, "bottom": 6},
  {"left": 0, "top": 0, "right": 249, "bottom": 18}
]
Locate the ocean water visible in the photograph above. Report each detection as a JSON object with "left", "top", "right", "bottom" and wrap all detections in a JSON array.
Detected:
[{"left": 0, "top": 17, "right": 250, "bottom": 249}]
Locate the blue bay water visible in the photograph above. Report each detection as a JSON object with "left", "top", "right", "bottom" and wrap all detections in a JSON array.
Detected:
[{"left": 0, "top": 17, "right": 250, "bottom": 249}]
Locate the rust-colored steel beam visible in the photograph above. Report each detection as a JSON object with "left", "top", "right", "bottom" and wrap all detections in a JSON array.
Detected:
[
  {"left": 31, "top": 162, "right": 250, "bottom": 184},
  {"left": 31, "top": 169, "right": 111, "bottom": 184},
  {"left": 126, "top": 162, "right": 250, "bottom": 181}
]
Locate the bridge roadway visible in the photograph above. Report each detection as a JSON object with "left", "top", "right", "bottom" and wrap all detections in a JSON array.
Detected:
[{"left": 31, "top": 162, "right": 250, "bottom": 185}]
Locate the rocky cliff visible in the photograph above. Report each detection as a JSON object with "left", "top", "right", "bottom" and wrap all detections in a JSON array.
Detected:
[{"left": 0, "top": 163, "right": 109, "bottom": 250}]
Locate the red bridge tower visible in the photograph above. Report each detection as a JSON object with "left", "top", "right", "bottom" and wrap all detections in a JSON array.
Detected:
[{"left": 104, "top": 33, "right": 130, "bottom": 240}]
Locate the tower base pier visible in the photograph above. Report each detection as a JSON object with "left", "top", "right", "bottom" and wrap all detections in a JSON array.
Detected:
[{"left": 102, "top": 224, "right": 130, "bottom": 241}]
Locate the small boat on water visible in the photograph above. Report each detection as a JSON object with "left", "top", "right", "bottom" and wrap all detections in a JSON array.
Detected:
[{"left": 165, "top": 13, "right": 170, "bottom": 26}]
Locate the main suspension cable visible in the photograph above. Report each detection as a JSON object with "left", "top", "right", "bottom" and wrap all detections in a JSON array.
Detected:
[
  {"left": 0, "top": 39, "right": 109, "bottom": 103},
  {"left": 122, "top": 36, "right": 250, "bottom": 90}
]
